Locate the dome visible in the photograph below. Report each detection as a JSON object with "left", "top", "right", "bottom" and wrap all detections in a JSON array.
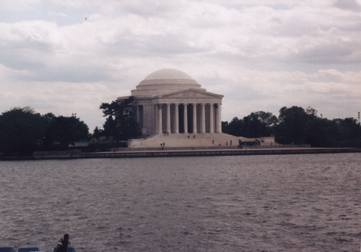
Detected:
[
  {"left": 139, "top": 69, "right": 200, "bottom": 86},
  {"left": 131, "top": 68, "right": 204, "bottom": 97}
]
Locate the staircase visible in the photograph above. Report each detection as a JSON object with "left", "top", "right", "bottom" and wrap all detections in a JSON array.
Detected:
[{"left": 129, "top": 133, "right": 270, "bottom": 149}]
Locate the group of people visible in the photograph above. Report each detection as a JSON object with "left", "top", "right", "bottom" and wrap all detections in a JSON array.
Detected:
[{"left": 211, "top": 139, "right": 233, "bottom": 146}]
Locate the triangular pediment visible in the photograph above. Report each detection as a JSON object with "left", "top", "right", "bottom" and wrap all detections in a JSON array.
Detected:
[{"left": 158, "top": 88, "right": 223, "bottom": 99}]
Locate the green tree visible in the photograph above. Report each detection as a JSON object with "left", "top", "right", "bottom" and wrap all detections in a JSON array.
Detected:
[
  {"left": 335, "top": 118, "right": 361, "bottom": 147},
  {"left": 242, "top": 115, "right": 260, "bottom": 138},
  {"left": 92, "top": 126, "right": 104, "bottom": 139},
  {"left": 304, "top": 117, "right": 361, "bottom": 147},
  {"left": 0, "top": 107, "right": 46, "bottom": 156},
  {"left": 304, "top": 118, "right": 339, "bottom": 147},
  {"left": 222, "top": 117, "right": 245, "bottom": 136},
  {"left": 275, "top": 106, "right": 311, "bottom": 144},
  {"left": 223, "top": 111, "right": 276, "bottom": 138},
  {"left": 250, "top": 111, "right": 278, "bottom": 127},
  {"left": 246, "top": 111, "right": 277, "bottom": 137},
  {"left": 99, "top": 96, "right": 140, "bottom": 141},
  {"left": 44, "top": 115, "right": 89, "bottom": 149}
]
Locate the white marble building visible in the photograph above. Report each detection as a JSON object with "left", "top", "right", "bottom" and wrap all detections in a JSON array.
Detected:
[{"left": 117, "top": 69, "right": 224, "bottom": 136}]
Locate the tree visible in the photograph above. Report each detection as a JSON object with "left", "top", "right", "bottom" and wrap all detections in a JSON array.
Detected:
[
  {"left": 44, "top": 115, "right": 89, "bottom": 149},
  {"left": 0, "top": 107, "right": 46, "bottom": 156},
  {"left": 222, "top": 117, "right": 245, "bottom": 136},
  {"left": 250, "top": 111, "right": 278, "bottom": 127},
  {"left": 223, "top": 111, "right": 276, "bottom": 138},
  {"left": 306, "top": 106, "right": 318, "bottom": 118},
  {"left": 246, "top": 111, "right": 277, "bottom": 137},
  {"left": 221, "top": 121, "right": 229, "bottom": 134},
  {"left": 275, "top": 106, "right": 311, "bottom": 144},
  {"left": 99, "top": 96, "right": 140, "bottom": 141},
  {"left": 304, "top": 118, "right": 339, "bottom": 147},
  {"left": 335, "top": 118, "right": 361, "bottom": 147},
  {"left": 92, "top": 126, "right": 104, "bottom": 139}
]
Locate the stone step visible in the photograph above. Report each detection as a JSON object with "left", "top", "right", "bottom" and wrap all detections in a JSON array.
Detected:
[{"left": 130, "top": 133, "right": 275, "bottom": 148}]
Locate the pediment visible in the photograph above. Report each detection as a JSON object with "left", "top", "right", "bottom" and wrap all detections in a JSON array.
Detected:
[{"left": 159, "top": 89, "right": 223, "bottom": 99}]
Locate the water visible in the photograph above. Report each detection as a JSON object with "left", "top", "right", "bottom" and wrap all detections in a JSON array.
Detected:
[{"left": 1, "top": 153, "right": 361, "bottom": 251}]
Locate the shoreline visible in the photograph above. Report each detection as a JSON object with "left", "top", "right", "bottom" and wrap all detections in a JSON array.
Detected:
[{"left": 1, "top": 147, "right": 360, "bottom": 160}]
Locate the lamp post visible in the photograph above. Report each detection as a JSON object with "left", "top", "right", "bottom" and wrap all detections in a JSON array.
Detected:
[
  {"left": 72, "top": 113, "right": 77, "bottom": 147},
  {"left": 358, "top": 112, "right": 361, "bottom": 148}
]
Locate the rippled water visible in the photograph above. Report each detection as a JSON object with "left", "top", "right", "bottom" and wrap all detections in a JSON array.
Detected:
[{"left": 1, "top": 153, "right": 361, "bottom": 251}]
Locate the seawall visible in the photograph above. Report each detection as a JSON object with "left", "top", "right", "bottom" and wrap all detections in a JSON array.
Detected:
[
  {"left": 36, "top": 147, "right": 361, "bottom": 159},
  {"left": 80, "top": 147, "right": 360, "bottom": 159},
  {"left": 1, "top": 147, "right": 360, "bottom": 160}
]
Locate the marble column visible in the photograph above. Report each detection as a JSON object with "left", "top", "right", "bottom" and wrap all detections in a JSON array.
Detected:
[
  {"left": 174, "top": 103, "right": 179, "bottom": 134},
  {"left": 218, "top": 103, "right": 222, "bottom": 133},
  {"left": 201, "top": 103, "right": 205, "bottom": 133},
  {"left": 184, "top": 104, "right": 188, "bottom": 133},
  {"left": 216, "top": 103, "right": 222, "bottom": 133},
  {"left": 166, "top": 103, "right": 171, "bottom": 134},
  {"left": 209, "top": 104, "right": 214, "bottom": 133},
  {"left": 136, "top": 105, "right": 140, "bottom": 124},
  {"left": 158, "top": 104, "right": 162, "bottom": 134},
  {"left": 193, "top": 103, "right": 197, "bottom": 133}
]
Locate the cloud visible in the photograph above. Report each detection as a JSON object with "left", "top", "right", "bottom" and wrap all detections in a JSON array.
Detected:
[
  {"left": 0, "top": 70, "right": 114, "bottom": 130},
  {"left": 333, "top": 0, "right": 361, "bottom": 12},
  {"left": 2, "top": 1, "right": 361, "bottom": 71},
  {"left": 0, "top": 0, "right": 41, "bottom": 10},
  {"left": 0, "top": 0, "right": 361, "bottom": 130}
]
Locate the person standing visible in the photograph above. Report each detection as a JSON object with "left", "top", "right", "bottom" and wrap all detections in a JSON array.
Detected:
[{"left": 56, "top": 233, "right": 70, "bottom": 252}]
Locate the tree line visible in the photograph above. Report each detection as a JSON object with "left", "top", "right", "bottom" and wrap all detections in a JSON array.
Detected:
[
  {"left": 222, "top": 106, "right": 361, "bottom": 147},
  {"left": 0, "top": 97, "right": 140, "bottom": 156},
  {"left": 1, "top": 102, "right": 360, "bottom": 156},
  {"left": 0, "top": 107, "right": 89, "bottom": 156}
]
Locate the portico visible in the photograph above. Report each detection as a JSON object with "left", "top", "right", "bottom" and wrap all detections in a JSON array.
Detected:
[{"left": 152, "top": 102, "right": 222, "bottom": 134}]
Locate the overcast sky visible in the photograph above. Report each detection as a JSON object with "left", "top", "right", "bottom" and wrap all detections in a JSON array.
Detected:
[{"left": 1, "top": 0, "right": 361, "bottom": 131}]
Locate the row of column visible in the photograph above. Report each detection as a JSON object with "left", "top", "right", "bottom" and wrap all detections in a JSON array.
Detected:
[{"left": 157, "top": 103, "right": 222, "bottom": 134}]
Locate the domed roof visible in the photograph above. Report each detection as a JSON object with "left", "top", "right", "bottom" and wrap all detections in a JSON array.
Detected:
[
  {"left": 131, "top": 68, "right": 203, "bottom": 97},
  {"left": 139, "top": 69, "right": 200, "bottom": 86}
]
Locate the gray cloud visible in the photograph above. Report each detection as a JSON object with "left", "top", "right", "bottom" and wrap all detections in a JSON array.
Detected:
[
  {"left": 1, "top": 0, "right": 361, "bottom": 130},
  {"left": 334, "top": 0, "right": 361, "bottom": 12}
]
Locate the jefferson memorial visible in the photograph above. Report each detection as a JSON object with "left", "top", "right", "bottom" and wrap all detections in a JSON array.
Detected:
[{"left": 118, "top": 68, "right": 260, "bottom": 148}]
